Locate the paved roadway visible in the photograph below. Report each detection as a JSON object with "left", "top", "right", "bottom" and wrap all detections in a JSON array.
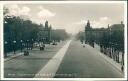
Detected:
[
  {"left": 4, "top": 39, "right": 123, "bottom": 78},
  {"left": 4, "top": 41, "right": 66, "bottom": 78},
  {"left": 55, "top": 40, "right": 123, "bottom": 78}
]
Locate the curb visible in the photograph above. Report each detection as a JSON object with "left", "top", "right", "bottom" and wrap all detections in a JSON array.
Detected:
[
  {"left": 4, "top": 53, "right": 23, "bottom": 62},
  {"left": 99, "top": 52, "right": 124, "bottom": 75}
]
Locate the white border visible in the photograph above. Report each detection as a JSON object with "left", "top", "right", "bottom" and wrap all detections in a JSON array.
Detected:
[
  {"left": 0, "top": 1, "right": 127, "bottom": 4},
  {"left": 124, "top": 1, "right": 127, "bottom": 80},
  {"left": 0, "top": 3, "right": 4, "bottom": 80},
  {"left": 0, "top": 1, "right": 127, "bottom": 80}
]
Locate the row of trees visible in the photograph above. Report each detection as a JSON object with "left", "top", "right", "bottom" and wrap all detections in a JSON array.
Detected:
[
  {"left": 4, "top": 8, "right": 69, "bottom": 57},
  {"left": 4, "top": 16, "right": 41, "bottom": 53},
  {"left": 76, "top": 21, "right": 124, "bottom": 71},
  {"left": 93, "top": 24, "right": 124, "bottom": 65}
]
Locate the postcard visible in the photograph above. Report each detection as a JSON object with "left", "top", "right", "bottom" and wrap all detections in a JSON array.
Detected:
[{"left": 0, "top": 1, "right": 127, "bottom": 80}]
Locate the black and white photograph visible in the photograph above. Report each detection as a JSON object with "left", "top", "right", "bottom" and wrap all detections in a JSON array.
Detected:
[{"left": 1, "top": 1, "right": 127, "bottom": 79}]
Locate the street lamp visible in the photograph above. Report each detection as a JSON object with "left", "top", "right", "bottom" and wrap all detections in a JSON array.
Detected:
[
  {"left": 20, "top": 40, "right": 23, "bottom": 52},
  {"left": 109, "top": 27, "right": 112, "bottom": 58},
  {"left": 49, "top": 26, "right": 52, "bottom": 43},
  {"left": 13, "top": 40, "right": 16, "bottom": 54},
  {"left": 27, "top": 40, "right": 29, "bottom": 50},
  {"left": 4, "top": 41, "right": 8, "bottom": 57},
  {"left": 43, "top": 38, "right": 45, "bottom": 44},
  {"left": 31, "top": 39, "right": 34, "bottom": 50}
]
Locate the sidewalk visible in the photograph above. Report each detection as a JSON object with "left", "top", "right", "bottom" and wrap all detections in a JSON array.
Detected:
[
  {"left": 90, "top": 43, "right": 123, "bottom": 74},
  {"left": 4, "top": 51, "right": 24, "bottom": 62}
]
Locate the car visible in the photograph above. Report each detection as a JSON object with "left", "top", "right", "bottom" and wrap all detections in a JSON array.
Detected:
[
  {"left": 24, "top": 50, "right": 29, "bottom": 56},
  {"left": 52, "top": 42, "right": 57, "bottom": 45},
  {"left": 40, "top": 44, "right": 45, "bottom": 50}
]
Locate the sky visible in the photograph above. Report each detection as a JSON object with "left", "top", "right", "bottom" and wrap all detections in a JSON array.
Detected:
[{"left": 5, "top": 3, "right": 124, "bottom": 34}]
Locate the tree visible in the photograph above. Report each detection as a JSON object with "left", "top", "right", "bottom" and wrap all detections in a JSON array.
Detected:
[{"left": 4, "top": 15, "right": 41, "bottom": 53}]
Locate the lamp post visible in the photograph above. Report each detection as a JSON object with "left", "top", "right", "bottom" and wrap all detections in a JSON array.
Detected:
[
  {"left": 31, "top": 39, "right": 34, "bottom": 50},
  {"left": 4, "top": 41, "right": 8, "bottom": 57},
  {"left": 13, "top": 40, "right": 16, "bottom": 54},
  {"left": 48, "top": 26, "right": 52, "bottom": 44},
  {"left": 109, "top": 27, "right": 112, "bottom": 58},
  {"left": 85, "top": 27, "right": 86, "bottom": 44},
  {"left": 27, "top": 40, "right": 29, "bottom": 50},
  {"left": 20, "top": 40, "right": 23, "bottom": 52}
]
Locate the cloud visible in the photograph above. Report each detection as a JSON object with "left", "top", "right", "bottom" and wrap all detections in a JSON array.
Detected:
[
  {"left": 6, "top": 5, "right": 31, "bottom": 17},
  {"left": 37, "top": 6, "right": 56, "bottom": 21},
  {"left": 75, "top": 20, "right": 87, "bottom": 25},
  {"left": 100, "top": 17, "right": 108, "bottom": 21},
  {"left": 20, "top": 6, "right": 30, "bottom": 16},
  {"left": 74, "top": 17, "right": 111, "bottom": 29},
  {"left": 65, "top": 17, "right": 111, "bottom": 34},
  {"left": 91, "top": 17, "right": 111, "bottom": 28},
  {"left": 5, "top": 5, "right": 55, "bottom": 25},
  {"left": 29, "top": 6, "right": 56, "bottom": 24}
]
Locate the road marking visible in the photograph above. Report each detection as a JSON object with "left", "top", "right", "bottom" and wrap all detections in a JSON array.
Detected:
[{"left": 34, "top": 40, "right": 72, "bottom": 78}]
